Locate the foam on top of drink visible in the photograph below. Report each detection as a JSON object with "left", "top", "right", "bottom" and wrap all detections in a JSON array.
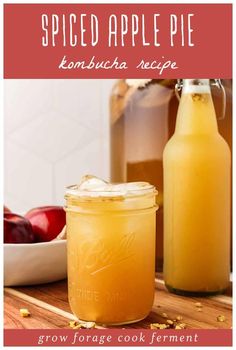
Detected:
[
  {"left": 182, "top": 79, "right": 210, "bottom": 94},
  {"left": 66, "top": 175, "right": 156, "bottom": 199}
]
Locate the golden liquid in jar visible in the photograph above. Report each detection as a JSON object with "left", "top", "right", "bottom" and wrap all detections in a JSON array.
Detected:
[
  {"left": 127, "top": 159, "right": 163, "bottom": 267},
  {"left": 66, "top": 184, "right": 157, "bottom": 325}
]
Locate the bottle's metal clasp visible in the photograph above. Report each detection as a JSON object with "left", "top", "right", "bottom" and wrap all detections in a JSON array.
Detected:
[
  {"left": 211, "top": 79, "right": 226, "bottom": 120},
  {"left": 175, "top": 79, "right": 226, "bottom": 120},
  {"left": 175, "top": 79, "right": 183, "bottom": 101}
]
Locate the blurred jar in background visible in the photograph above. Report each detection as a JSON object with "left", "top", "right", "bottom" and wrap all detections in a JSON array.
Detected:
[
  {"left": 212, "top": 80, "right": 232, "bottom": 270},
  {"left": 212, "top": 80, "right": 232, "bottom": 150},
  {"left": 109, "top": 79, "right": 232, "bottom": 271}
]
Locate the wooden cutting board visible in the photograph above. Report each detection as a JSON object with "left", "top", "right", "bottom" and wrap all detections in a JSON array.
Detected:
[{"left": 4, "top": 275, "right": 232, "bottom": 329}]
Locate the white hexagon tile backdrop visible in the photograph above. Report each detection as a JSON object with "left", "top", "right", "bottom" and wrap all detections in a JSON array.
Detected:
[{"left": 4, "top": 79, "right": 115, "bottom": 213}]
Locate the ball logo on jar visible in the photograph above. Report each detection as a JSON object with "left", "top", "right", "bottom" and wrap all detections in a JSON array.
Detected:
[{"left": 73, "top": 232, "right": 136, "bottom": 276}]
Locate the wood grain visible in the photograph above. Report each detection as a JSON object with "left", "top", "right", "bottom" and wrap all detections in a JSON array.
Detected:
[
  {"left": 4, "top": 293, "right": 69, "bottom": 329},
  {"left": 4, "top": 277, "right": 232, "bottom": 330}
]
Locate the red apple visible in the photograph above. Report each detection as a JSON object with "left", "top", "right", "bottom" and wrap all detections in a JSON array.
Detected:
[
  {"left": 4, "top": 205, "right": 11, "bottom": 213},
  {"left": 25, "top": 206, "right": 66, "bottom": 242},
  {"left": 4, "top": 213, "right": 35, "bottom": 243}
]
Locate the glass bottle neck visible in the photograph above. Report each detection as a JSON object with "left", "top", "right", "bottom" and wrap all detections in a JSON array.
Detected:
[{"left": 175, "top": 79, "right": 218, "bottom": 135}]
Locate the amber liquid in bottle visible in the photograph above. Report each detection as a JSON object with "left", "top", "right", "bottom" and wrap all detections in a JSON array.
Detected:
[
  {"left": 110, "top": 80, "right": 178, "bottom": 270},
  {"left": 110, "top": 79, "right": 232, "bottom": 272},
  {"left": 163, "top": 79, "right": 231, "bottom": 295}
]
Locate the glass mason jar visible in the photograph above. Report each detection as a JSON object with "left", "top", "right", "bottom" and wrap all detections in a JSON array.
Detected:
[
  {"left": 65, "top": 179, "right": 157, "bottom": 325},
  {"left": 109, "top": 79, "right": 232, "bottom": 271}
]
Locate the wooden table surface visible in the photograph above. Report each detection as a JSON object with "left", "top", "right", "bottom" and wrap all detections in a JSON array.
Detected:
[{"left": 4, "top": 275, "right": 232, "bottom": 329}]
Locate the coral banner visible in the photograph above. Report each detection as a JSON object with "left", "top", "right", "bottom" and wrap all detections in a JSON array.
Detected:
[
  {"left": 4, "top": 4, "right": 232, "bottom": 78},
  {"left": 4, "top": 329, "right": 233, "bottom": 347}
]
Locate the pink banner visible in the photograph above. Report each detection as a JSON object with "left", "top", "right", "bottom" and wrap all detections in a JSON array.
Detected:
[
  {"left": 4, "top": 329, "right": 232, "bottom": 347},
  {"left": 4, "top": 4, "right": 232, "bottom": 78}
]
